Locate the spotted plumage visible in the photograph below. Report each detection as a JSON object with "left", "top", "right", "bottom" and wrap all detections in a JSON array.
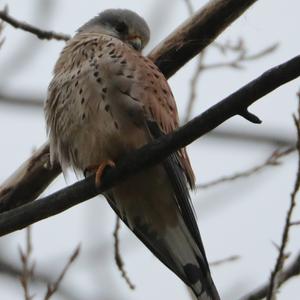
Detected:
[{"left": 44, "top": 9, "right": 220, "bottom": 300}]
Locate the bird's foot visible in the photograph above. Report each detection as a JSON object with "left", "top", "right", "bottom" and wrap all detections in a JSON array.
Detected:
[
  {"left": 92, "top": 160, "right": 116, "bottom": 187},
  {"left": 84, "top": 160, "right": 116, "bottom": 186}
]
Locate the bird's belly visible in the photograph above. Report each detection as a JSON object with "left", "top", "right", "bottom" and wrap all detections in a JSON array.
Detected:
[{"left": 67, "top": 107, "right": 148, "bottom": 173}]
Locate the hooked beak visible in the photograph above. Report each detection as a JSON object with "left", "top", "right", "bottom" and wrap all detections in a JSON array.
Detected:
[{"left": 127, "top": 36, "right": 142, "bottom": 51}]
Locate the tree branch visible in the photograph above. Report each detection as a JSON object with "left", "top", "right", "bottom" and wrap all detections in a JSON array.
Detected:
[
  {"left": 239, "top": 93, "right": 300, "bottom": 300},
  {"left": 239, "top": 251, "right": 300, "bottom": 300},
  {"left": 113, "top": 217, "right": 135, "bottom": 290},
  {"left": 0, "top": 257, "right": 82, "bottom": 300},
  {"left": 0, "top": 6, "right": 70, "bottom": 41},
  {"left": 44, "top": 245, "right": 80, "bottom": 300},
  {"left": 0, "top": 55, "right": 299, "bottom": 236},
  {"left": 0, "top": 0, "right": 259, "bottom": 213},
  {"left": 196, "top": 147, "right": 295, "bottom": 189},
  {"left": 0, "top": 143, "right": 61, "bottom": 213},
  {"left": 19, "top": 227, "right": 34, "bottom": 300},
  {"left": 266, "top": 94, "right": 300, "bottom": 300},
  {"left": 210, "top": 255, "right": 240, "bottom": 267},
  {"left": 0, "top": 92, "right": 43, "bottom": 108},
  {"left": 148, "top": 0, "right": 258, "bottom": 78}
]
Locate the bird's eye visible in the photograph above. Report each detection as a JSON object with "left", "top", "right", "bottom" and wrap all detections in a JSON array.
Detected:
[{"left": 115, "top": 21, "right": 128, "bottom": 34}]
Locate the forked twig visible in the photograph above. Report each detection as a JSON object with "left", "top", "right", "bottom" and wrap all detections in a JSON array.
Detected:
[
  {"left": 0, "top": 6, "right": 70, "bottom": 41},
  {"left": 44, "top": 245, "right": 80, "bottom": 300},
  {"left": 197, "top": 147, "right": 295, "bottom": 189},
  {"left": 19, "top": 227, "right": 35, "bottom": 300},
  {"left": 113, "top": 217, "right": 135, "bottom": 290},
  {"left": 266, "top": 93, "right": 300, "bottom": 300}
]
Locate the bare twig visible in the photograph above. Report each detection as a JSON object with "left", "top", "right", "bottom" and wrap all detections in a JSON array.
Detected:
[
  {"left": 291, "top": 220, "right": 300, "bottom": 226},
  {"left": 148, "top": 0, "right": 258, "bottom": 77},
  {"left": 19, "top": 227, "right": 34, "bottom": 300},
  {"left": 266, "top": 94, "right": 300, "bottom": 300},
  {"left": 239, "top": 251, "right": 300, "bottom": 300},
  {"left": 113, "top": 217, "right": 135, "bottom": 290},
  {"left": 0, "top": 55, "right": 300, "bottom": 236},
  {"left": 210, "top": 255, "right": 240, "bottom": 267},
  {"left": 181, "top": 0, "right": 275, "bottom": 123},
  {"left": 0, "top": 6, "right": 70, "bottom": 41},
  {"left": 202, "top": 44, "right": 278, "bottom": 71},
  {"left": 0, "top": 255, "right": 82, "bottom": 300},
  {"left": 239, "top": 93, "right": 300, "bottom": 300},
  {"left": 197, "top": 147, "right": 295, "bottom": 189},
  {"left": 44, "top": 245, "right": 80, "bottom": 300},
  {"left": 0, "top": 0, "right": 259, "bottom": 215},
  {"left": 208, "top": 128, "right": 295, "bottom": 147},
  {"left": 183, "top": 37, "right": 278, "bottom": 123},
  {"left": 0, "top": 13, "right": 5, "bottom": 49},
  {"left": 0, "top": 92, "right": 43, "bottom": 108},
  {"left": 213, "top": 38, "right": 245, "bottom": 53},
  {"left": 183, "top": 0, "right": 194, "bottom": 15},
  {"left": 184, "top": 50, "right": 206, "bottom": 123}
]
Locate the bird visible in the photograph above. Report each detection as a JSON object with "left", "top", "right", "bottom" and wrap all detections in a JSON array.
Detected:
[{"left": 44, "top": 9, "right": 220, "bottom": 300}]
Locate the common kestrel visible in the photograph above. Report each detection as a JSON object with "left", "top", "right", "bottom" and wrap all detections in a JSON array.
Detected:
[{"left": 45, "top": 9, "right": 220, "bottom": 300}]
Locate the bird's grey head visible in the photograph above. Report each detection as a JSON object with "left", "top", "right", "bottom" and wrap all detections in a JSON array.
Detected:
[{"left": 78, "top": 9, "right": 150, "bottom": 52}]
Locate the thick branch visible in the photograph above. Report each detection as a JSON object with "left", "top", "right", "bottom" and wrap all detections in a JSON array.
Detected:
[
  {"left": 0, "top": 55, "right": 299, "bottom": 236},
  {"left": 0, "top": 0, "right": 258, "bottom": 213},
  {"left": 0, "top": 144, "right": 61, "bottom": 212}
]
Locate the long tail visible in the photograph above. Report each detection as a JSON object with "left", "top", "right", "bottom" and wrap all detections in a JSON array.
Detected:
[{"left": 105, "top": 160, "right": 220, "bottom": 299}]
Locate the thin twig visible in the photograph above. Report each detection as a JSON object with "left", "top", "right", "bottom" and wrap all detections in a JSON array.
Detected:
[
  {"left": 0, "top": 6, "right": 70, "bottom": 41},
  {"left": 213, "top": 38, "right": 244, "bottom": 53},
  {"left": 0, "top": 255, "right": 82, "bottom": 300},
  {"left": 266, "top": 93, "right": 300, "bottom": 300},
  {"left": 0, "top": 55, "right": 300, "bottom": 236},
  {"left": 239, "top": 251, "right": 300, "bottom": 300},
  {"left": 182, "top": 0, "right": 276, "bottom": 123},
  {"left": 148, "top": 0, "right": 258, "bottom": 78},
  {"left": 0, "top": 92, "right": 43, "bottom": 108},
  {"left": 210, "top": 255, "right": 240, "bottom": 267},
  {"left": 184, "top": 50, "right": 206, "bottom": 123},
  {"left": 19, "top": 227, "right": 34, "bottom": 300},
  {"left": 0, "top": 12, "right": 5, "bottom": 49},
  {"left": 183, "top": 40, "right": 278, "bottom": 123},
  {"left": 209, "top": 128, "right": 294, "bottom": 147},
  {"left": 183, "top": 0, "right": 194, "bottom": 15},
  {"left": 290, "top": 220, "right": 300, "bottom": 226},
  {"left": 202, "top": 44, "right": 278, "bottom": 71},
  {"left": 197, "top": 147, "right": 295, "bottom": 189},
  {"left": 113, "top": 217, "right": 135, "bottom": 290},
  {"left": 44, "top": 245, "right": 80, "bottom": 300}
]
